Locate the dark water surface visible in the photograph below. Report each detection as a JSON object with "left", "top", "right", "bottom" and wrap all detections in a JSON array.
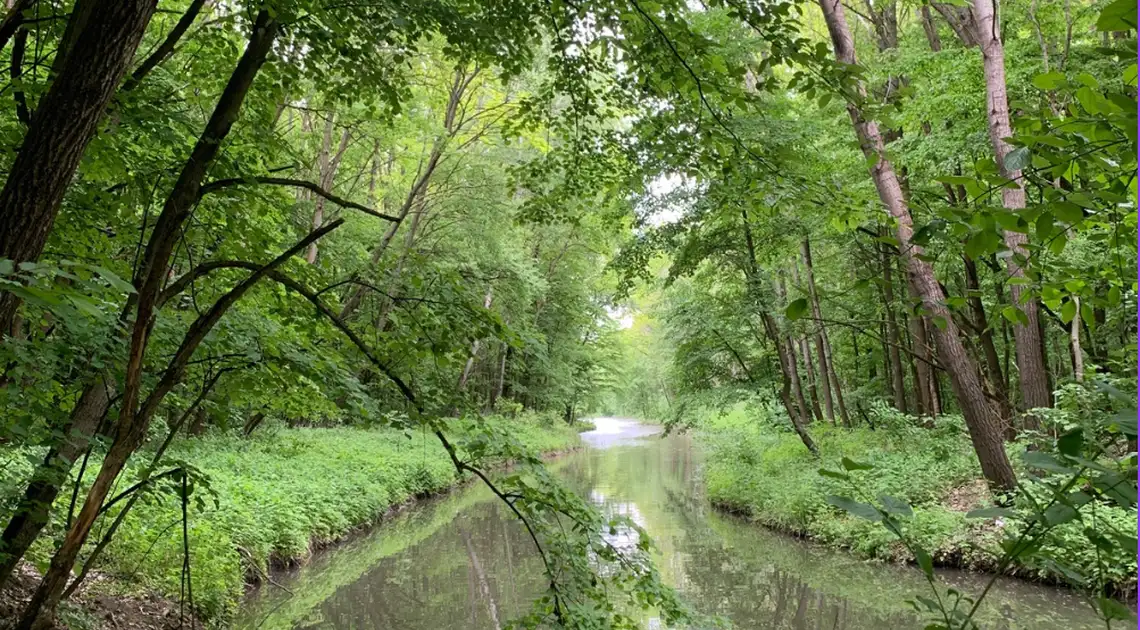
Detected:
[{"left": 235, "top": 418, "right": 1106, "bottom": 629}]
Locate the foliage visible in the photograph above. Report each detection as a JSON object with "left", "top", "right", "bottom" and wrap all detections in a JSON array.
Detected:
[{"left": 1, "top": 414, "right": 579, "bottom": 621}]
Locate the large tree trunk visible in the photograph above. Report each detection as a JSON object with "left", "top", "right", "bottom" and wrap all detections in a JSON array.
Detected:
[
  {"left": 816, "top": 0, "right": 1016, "bottom": 491},
  {"left": 801, "top": 238, "right": 849, "bottom": 425},
  {"left": 790, "top": 262, "right": 824, "bottom": 421},
  {"left": 14, "top": 14, "right": 281, "bottom": 628},
  {"left": 0, "top": 0, "right": 156, "bottom": 334},
  {"left": 0, "top": 374, "right": 110, "bottom": 588},
  {"left": 972, "top": 0, "right": 1053, "bottom": 414}
]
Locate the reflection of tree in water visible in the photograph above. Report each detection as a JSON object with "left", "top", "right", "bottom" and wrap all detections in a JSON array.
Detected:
[{"left": 309, "top": 500, "right": 544, "bottom": 629}]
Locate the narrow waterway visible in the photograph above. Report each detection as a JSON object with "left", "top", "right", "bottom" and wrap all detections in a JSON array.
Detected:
[{"left": 235, "top": 418, "right": 1106, "bottom": 629}]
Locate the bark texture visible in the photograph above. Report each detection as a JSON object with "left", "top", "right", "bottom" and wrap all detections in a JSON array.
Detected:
[
  {"left": 817, "top": 0, "right": 1016, "bottom": 491},
  {"left": 972, "top": 0, "right": 1053, "bottom": 413},
  {"left": 0, "top": 0, "right": 157, "bottom": 333}
]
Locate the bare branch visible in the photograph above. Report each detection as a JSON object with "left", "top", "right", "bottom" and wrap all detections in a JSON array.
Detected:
[{"left": 199, "top": 176, "right": 401, "bottom": 222}]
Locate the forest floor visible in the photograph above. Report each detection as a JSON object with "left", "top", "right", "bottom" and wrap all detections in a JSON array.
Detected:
[
  {"left": 0, "top": 413, "right": 582, "bottom": 629},
  {"left": 696, "top": 406, "right": 1138, "bottom": 601}
]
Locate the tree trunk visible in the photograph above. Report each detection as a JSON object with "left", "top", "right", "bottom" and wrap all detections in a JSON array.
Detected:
[
  {"left": 932, "top": 2, "right": 979, "bottom": 47},
  {"left": 305, "top": 116, "right": 350, "bottom": 264},
  {"left": 879, "top": 236, "right": 907, "bottom": 412},
  {"left": 791, "top": 262, "right": 824, "bottom": 421},
  {"left": 777, "top": 274, "right": 811, "bottom": 423},
  {"left": 972, "top": 0, "right": 1053, "bottom": 413},
  {"left": 762, "top": 315, "right": 819, "bottom": 456},
  {"left": 14, "top": 14, "right": 280, "bottom": 628},
  {"left": 0, "top": 0, "right": 156, "bottom": 333},
  {"left": 0, "top": 374, "right": 110, "bottom": 588},
  {"left": 800, "top": 337, "right": 824, "bottom": 421},
  {"left": 920, "top": 5, "right": 943, "bottom": 51},
  {"left": 801, "top": 238, "right": 849, "bottom": 425},
  {"left": 1070, "top": 296, "right": 1084, "bottom": 383},
  {"left": 964, "top": 254, "right": 1011, "bottom": 420},
  {"left": 816, "top": 0, "right": 1016, "bottom": 491}
]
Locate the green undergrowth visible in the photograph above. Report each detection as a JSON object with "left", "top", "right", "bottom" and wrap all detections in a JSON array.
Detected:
[
  {"left": 697, "top": 400, "right": 1137, "bottom": 596},
  {"left": 0, "top": 412, "right": 579, "bottom": 623}
]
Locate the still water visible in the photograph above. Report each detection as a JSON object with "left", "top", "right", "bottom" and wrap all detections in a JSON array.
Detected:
[{"left": 235, "top": 418, "right": 1108, "bottom": 629}]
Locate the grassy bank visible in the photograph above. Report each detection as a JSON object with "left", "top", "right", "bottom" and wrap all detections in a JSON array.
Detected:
[
  {"left": 1, "top": 413, "right": 580, "bottom": 623},
  {"left": 697, "top": 400, "right": 1137, "bottom": 598}
]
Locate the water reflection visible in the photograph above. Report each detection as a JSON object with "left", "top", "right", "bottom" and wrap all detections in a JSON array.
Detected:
[{"left": 236, "top": 418, "right": 1108, "bottom": 630}]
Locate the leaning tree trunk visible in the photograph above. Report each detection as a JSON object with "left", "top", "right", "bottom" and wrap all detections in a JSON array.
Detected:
[
  {"left": 0, "top": 0, "right": 156, "bottom": 334},
  {"left": 972, "top": 0, "right": 1053, "bottom": 414},
  {"left": 14, "top": 14, "right": 281, "bottom": 629},
  {"left": 816, "top": 0, "right": 1016, "bottom": 491},
  {"left": 0, "top": 374, "right": 110, "bottom": 589}
]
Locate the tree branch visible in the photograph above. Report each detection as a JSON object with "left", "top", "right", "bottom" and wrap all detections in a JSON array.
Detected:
[{"left": 199, "top": 176, "right": 401, "bottom": 222}]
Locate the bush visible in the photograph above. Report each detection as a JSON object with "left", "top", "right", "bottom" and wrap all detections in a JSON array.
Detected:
[{"left": 696, "top": 399, "right": 1137, "bottom": 594}]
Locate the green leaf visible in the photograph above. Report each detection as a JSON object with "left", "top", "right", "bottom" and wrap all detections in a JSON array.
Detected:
[
  {"left": 1003, "top": 147, "right": 1030, "bottom": 172},
  {"left": 1098, "top": 597, "right": 1134, "bottom": 621},
  {"left": 878, "top": 494, "right": 913, "bottom": 518},
  {"left": 818, "top": 468, "right": 850, "bottom": 481},
  {"left": 785, "top": 298, "right": 808, "bottom": 321},
  {"left": 1096, "top": 0, "right": 1137, "bottom": 31},
  {"left": 1060, "top": 299, "right": 1077, "bottom": 324},
  {"left": 826, "top": 495, "right": 882, "bottom": 521},
  {"left": 1041, "top": 503, "right": 1079, "bottom": 526},
  {"left": 1022, "top": 451, "right": 1076, "bottom": 474},
  {"left": 1001, "top": 305, "right": 1029, "bottom": 326},
  {"left": 1057, "top": 429, "right": 1083, "bottom": 456},
  {"left": 913, "top": 547, "right": 933, "bottom": 579},
  {"left": 841, "top": 456, "right": 874, "bottom": 471},
  {"left": 90, "top": 265, "right": 136, "bottom": 294},
  {"left": 1031, "top": 71, "right": 1066, "bottom": 91}
]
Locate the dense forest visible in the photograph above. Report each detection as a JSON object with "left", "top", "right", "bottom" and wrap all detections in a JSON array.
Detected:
[{"left": 0, "top": 0, "right": 1133, "bottom": 628}]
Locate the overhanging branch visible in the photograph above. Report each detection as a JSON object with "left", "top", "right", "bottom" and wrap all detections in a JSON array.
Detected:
[{"left": 199, "top": 176, "right": 401, "bottom": 222}]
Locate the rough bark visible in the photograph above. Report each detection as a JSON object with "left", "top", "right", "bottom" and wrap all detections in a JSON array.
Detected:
[
  {"left": 0, "top": 374, "right": 110, "bottom": 588},
  {"left": 920, "top": 5, "right": 943, "bottom": 52},
  {"left": 972, "top": 0, "right": 1053, "bottom": 413},
  {"left": 817, "top": 0, "right": 1016, "bottom": 491},
  {"left": 0, "top": 0, "right": 156, "bottom": 333},
  {"left": 15, "top": 15, "right": 280, "bottom": 628},
  {"left": 932, "top": 2, "right": 979, "bottom": 47}
]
